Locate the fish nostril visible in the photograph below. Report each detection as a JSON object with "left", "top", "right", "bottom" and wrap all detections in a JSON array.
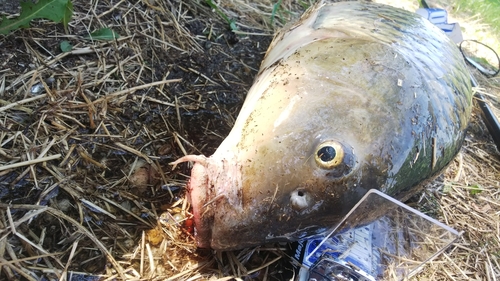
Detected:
[{"left": 290, "top": 189, "right": 310, "bottom": 211}]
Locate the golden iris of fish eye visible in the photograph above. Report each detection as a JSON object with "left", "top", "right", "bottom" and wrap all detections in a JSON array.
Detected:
[{"left": 315, "top": 141, "right": 344, "bottom": 169}]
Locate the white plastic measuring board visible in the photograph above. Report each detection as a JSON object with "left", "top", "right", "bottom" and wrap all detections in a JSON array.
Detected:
[{"left": 293, "top": 189, "right": 461, "bottom": 281}]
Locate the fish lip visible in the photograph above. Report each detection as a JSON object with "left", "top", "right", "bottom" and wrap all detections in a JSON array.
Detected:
[
  {"left": 186, "top": 161, "right": 213, "bottom": 248},
  {"left": 171, "top": 155, "right": 213, "bottom": 248},
  {"left": 173, "top": 153, "right": 242, "bottom": 249}
]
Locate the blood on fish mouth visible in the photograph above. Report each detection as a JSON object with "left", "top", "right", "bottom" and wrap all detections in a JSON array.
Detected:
[
  {"left": 171, "top": 155, "right": 212, "bottom": 248},
  {"left": 171, "top": 152, "right": 244, "bottom": 249}
]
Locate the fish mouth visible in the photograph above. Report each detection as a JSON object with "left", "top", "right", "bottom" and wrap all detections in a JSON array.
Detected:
[
  {"left": 172, "top": 152, "right": 243, "bottom": 249},
  {"left": 172, "top": 155, "right": 213, "bottom": 248},
  {"left": 186, "top": 161, "right": 212, "bottom": 248}
]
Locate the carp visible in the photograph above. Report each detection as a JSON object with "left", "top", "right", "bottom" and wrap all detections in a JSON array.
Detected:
[{"left": 172, "top": 1, "right": 472, "bottom": 250}]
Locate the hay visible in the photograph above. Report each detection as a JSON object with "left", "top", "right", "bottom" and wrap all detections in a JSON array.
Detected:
[{"left": 0, "top": 0, "right": 499, "bottom": 280}]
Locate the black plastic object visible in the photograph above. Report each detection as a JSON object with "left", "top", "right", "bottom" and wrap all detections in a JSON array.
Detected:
[
  {"left": 471, "top": 76, "right": 500, "bottom": 151},
  {"left": 460, "top": 40, "right": 500, "bottom": 77}
]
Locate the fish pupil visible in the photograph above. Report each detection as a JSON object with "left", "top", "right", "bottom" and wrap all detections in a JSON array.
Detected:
[{"left": 318, "top": 146, "right": 336, "bottom": 162}]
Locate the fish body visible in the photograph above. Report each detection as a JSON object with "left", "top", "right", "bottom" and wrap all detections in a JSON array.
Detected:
[{"left": 173, "top": 1, "right": 472, "bottom": 250}]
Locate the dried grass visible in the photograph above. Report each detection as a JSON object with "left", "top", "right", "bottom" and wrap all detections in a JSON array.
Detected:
[{"left": 0, "top": 0, "right": 499, "bottom": 280}]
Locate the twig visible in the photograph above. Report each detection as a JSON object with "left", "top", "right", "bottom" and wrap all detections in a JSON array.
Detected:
[
  {"left": 70, "top": 79, "right": 182, "bottom": 107},
  {"left": 0, "top": 154, "right": 62, "bottom": 172},
  {"left": 0, "top": 94, "right": 47, "bottom": 113},
  {"left": 0, "top": 203, "right": 128, "bottom": 280},
  {"left": 114, "top": 142, "right": 152, "bottom": 164}
]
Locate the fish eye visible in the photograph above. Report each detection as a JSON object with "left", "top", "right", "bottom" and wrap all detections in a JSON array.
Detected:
[{"left": 315, "top": 141, "right": 344, "bottom": 169}]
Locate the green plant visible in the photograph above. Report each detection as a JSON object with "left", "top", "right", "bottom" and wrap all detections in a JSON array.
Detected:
[
  {"left": 85, "top": 28, "right": 120, "bottom": 41},
  {"left": 205, "top": 0, "right": 237, "bottom": 31},
  {"left": 271, "top": 0, "right": 315, "bottom": 26},
  {"left": 469, "top": 184, "right": 483, "bottom": 195},
  {"left": 453, "top": 0, "right": 500, "bottom": 35},
  {"left": 60, "top": 40, "right": 72, "bottom": 52},
  {"left": 0, "top": 0, "right": 73, "bottom": 34},
  {"left": 271, "top": 0, "right": 284, "bottom": 26}
]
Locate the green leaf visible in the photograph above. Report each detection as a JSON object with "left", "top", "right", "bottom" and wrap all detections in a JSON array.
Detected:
[
  {"left": 60, "top": 40, "right": 72, "bottom": 52},
  {"left": 442, "top": 183, "right": 452, "bottom": 194},
  {"left": 229, "top": 20, "right": 237, "bottom": 31},
  {"left": 85, "top": 28, "right": 120, "bottom": 41},
  {"left": 205, "top": 0, "right": 238, "bottom": 31},
  {"left": 0, "top": 0, "right": 73, "bottom": 35},
  {"left": 62, "top": 0, "right": 73, "bottom": 28},
  {"left": 271, "top": 0, "right": 283, "bottom": 26},
  {"left": 469, "top": 184, "right": 483, "bottom": 195}
]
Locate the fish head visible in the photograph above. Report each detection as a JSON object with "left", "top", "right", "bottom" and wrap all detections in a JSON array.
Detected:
[{"left": 182, "top": 38, "right": 408, "bottom": 250}]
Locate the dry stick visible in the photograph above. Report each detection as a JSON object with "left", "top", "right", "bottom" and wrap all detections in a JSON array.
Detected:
[
  {"left": 229, "top": 251, "right": 247, "bottom": 276},
  {"left": 0, "top": 207, "right": 49, "bottom": 239},
  {"left": 140, "top": 231, "right": 145, "bottom": 277},
  {"left": 0, "top": 74, "right": 4, "bottom": 93},
  {"left": 101, "top": 273, "right": 119, "bottom": 281},
  {"left": 20, "top": 129, "right": 39, "bottom": 189},
  {"left": 14, "top": 232, "right": 64, "bottom": 268},
  {"left": 442, "top": 253, "right": 469, "bottom": 279},
  {"left": 486, "top": 253, "right": 497, "bottom": 281},
  {"left": 80, "top": 66, "right": 119, "bottom": 90},
  {"left": 10, "top": 207, "right": 64, "bottom": 273},
  {"left": 0, "top": 154, "right": 62, "bottom": 172},
  {"left": 0, "top": 149, "right": 21, "bottom": 161},
  {"left": 0, "top": 257, "right": 37, "bottom": 281},
  {"left": 0, "top": 94, "right": 47, "bottom": 113},
  {"left": 6, "top": 207, "right": 16, "bottom": 235},
  {"left": 0, "top": 252, "right": 62, "bottom": 267},
  {"left": 0, "top": 220, "right": 15, "bottom": 279},
  {"left": 453, "top": 152, "right": 464, "bottom": 182},
  {"left": 96, "top": 0, "right": 126, "bottom": 18},
  {"left": 155, "top": 159, "right": 174, "bottom": 199},
  {"left": 59, "top": 240, "right": 79, "bottom": 281},
  {"left": 0, "top": 99, "right": 33, "bottom": 113},
  {"left": 493, "top": 257, "right": 500, "bottom": 278},
  {"left": 4, "top": 242, "right": 23, "bottom": 274},
  {"left": 78, "top": 72, "right": 97, "bottom": 129},
  {"left": 0, "top": 131, "right": 21, "bottom": 151},
  {"left": 143, "top": 96, "right": 175, "bottom": 107},
  {"left": 97, "top": 195, "right": 153, "bottom": 227},
  {"left": 80, "top": 199, "right": 117, "bottom": 220},
  {"left": 114, "top": 142, "right": 152, "bottom": 164},
  {"left": 246, "top": 256, "right": 282, "bottom": 276},
  {"left": 146, "top": 243, "right": 155, "bottom": 276},
  {"left": 78, "top": 149, "right": 106, "bottom": 168},
  {"left": 173, "top": 132, "right": 188, "bottom": 157},
  {"left": 485, "top": 260, "right": 492, "bottom": 281},
  {"left": 479, "top": 196, "right": 500, "bottom": 207},
  {"left": 139, "top": 32, "right": 187, "bottom": 53},
  {"left": 38, "top": 138, "right": 57, "bottom": 159},
  {"left": 70, "top": 79, "right": 182, "bottom": 108},
  {"left": 5, "top": 209, "right": 39, "bottom": 281},
  {"left": 164, "top": 261, "right": 211, "bottom": 281},
  {"left": 0, "top": 203, "right": 127, "bottom": 280},
  {"left": 188, "top": 67, "right": 221, "bottom": 86}
]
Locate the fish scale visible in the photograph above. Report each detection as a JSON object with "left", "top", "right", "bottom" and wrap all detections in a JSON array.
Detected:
[{"left": 171, "top": 1, "right": 472, "bottom": 250}]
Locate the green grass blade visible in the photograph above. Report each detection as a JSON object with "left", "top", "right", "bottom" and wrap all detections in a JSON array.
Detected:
[{"left": 85, "top": 28, "right": 120, "bottom": 41}]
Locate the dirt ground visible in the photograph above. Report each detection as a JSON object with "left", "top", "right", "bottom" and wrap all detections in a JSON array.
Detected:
[{"left": 0, "top": 0, "right": 499, "bottom": 280}]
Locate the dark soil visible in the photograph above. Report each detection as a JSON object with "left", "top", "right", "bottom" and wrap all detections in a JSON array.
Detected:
[{"left": 0, "top": 0, "right": 275, "bottom": 279}]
